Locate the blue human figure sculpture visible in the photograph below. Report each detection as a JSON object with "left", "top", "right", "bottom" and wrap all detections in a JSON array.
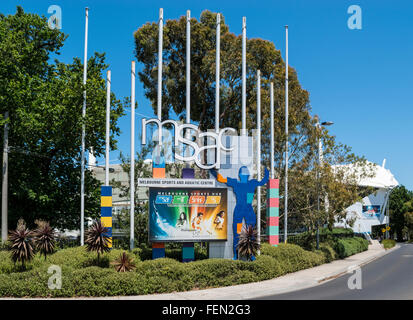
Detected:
[{"left": 211, "top": 166, "right": 269, "bottom": 260}]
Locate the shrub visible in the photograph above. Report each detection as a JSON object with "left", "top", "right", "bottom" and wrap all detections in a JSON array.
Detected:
[
  {"left": 85, "top": 220, "right": 111, "bottom": 264},
  {"left": 0, "top": 240, "right": 11, "bottom": 251},
  {"left": 237, "top": 225, "right": 259, "bottom": 261},
  {"left": 381, "top": 239, "right": 396, "bottom": 249},
  {"left": 33, "top": 221, "right": 56, "bottom": 260},
  {"left": 334, "top": 237, "right": 368, "bottom": 258},
  {"left": 318, "top": 243, "right": 337, "bottom": 262},
  {"left": 8, "top": 223, "right": 35, "bottom": 269},
  {"left": 0, "top": 236, "right": 370, "bottom": 298},
  {"left": 112, "top": 252, "right": 136, "bottom": 272},
  {"left": 260, "top": 243, "right": 326, "bottom": 274}
]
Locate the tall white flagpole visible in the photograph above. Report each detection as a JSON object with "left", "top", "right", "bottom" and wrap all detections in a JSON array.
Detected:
[
  {"left": 105, "top": 70, "right": 111, "bottom": 186},
  {"left": 215, "top": 13, "right": 221, "bottom": 132},
  {"left": 241, "top": 17, "right": 247, "bottom": 135},
  {"left": 80, "top": 7, "right": 89, "bottom": 246},
  {"left": 157, "top": 8, "right": 163, "bottom": 121},
  {"left": 270, "top": 82, "right": 275, "bottom": 179},
  {"left": 186, "top": 10, "right": 190, "bottom": 125},
  {"left": 185, "top": 10, "right": 191, "bottom": 160},
  {"left": 256, "top": 70, "right": 261, "bottom": 254},
  {"left": 130, "top": 61, "right": 136, "bottom": 250},
  {"left": 284, "top": 25, "right": 289, "bottom": 243}
]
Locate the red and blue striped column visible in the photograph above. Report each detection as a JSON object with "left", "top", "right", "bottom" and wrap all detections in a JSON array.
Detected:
[
  {"left": 267, "top": 179, "right": 279, "bottom": 246},
  {"left": 100, "top": 186, "right": 113, "bottom": 249},
  {"left": 182, "top": 167, "right": 195, "bottom": 262}
]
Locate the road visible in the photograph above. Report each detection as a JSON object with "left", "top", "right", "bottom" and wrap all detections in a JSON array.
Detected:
[{"left": 258, "top": 243, "right": 413, "bottom": 300}]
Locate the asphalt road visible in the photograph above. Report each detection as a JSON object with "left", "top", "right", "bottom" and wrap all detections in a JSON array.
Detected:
[{"left": 258, "top": 243, "right": 413, "bottom": 300}]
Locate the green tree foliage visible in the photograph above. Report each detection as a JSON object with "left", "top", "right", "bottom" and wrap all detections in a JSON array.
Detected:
[
  {"left": 134, "top": 10, "right": 371, "bottom": 234},
  {"left": 389, "top": 185, "right": 413, "bottom": 241},
  {"left": 112, "top": 145, "right": 185, "bottom": 246},
  {"left": 0, "top": 7, "right": 125, "bottom": 230}
]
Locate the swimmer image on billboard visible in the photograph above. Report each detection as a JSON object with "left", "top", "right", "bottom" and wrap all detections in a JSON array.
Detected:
[
  {"left": 362, "top": 205, "right": 381, "bottom": 219},
  {"left": 149, "top": 188, "right": 228, "bottom": 241}
]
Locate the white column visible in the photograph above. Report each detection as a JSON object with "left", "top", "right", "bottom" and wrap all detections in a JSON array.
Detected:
[
  {"left": 130, "top": 61, "right": 135, "bottom": 250},
  {"left": 256, "top": 70, "right": 261, "bottom": 254},
  {"left": 215, "top": 13, "right": 221, "bottom": 132},
  {"left": 80, "top": 7, "right": 89, "bottom": 246},
  {"left": 105, "top": 70, "right": 111, "bottom": 186},
  {"left": 284, "top": 25, "right": 289, "bottom": 243},
  {"left": 270, "top": 83, "right": 275, "bottom": 179},
  {"left": 241, "top": 17, "right": 247, "bottom": 135},
  {"left": 157, "top": 8, "right": 163, "bottom": 121}
]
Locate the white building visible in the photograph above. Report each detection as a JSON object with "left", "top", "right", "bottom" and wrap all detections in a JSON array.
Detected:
[{"left": 334, "top": 159, "right": 399, "bottom": 235}]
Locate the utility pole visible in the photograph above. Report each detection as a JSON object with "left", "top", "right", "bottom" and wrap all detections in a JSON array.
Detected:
[{"left": 1, "top": 112, "right": 9, "bottom": 243}]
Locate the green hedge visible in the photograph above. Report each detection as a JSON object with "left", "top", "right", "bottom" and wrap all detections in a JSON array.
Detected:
[
  {"left": 334, "top": 237, "right": 369, "bottom": 259},
  {"left": 287, "top": 228, "right": 354, "bottom": 250},
  {"left": 381, "top": 239, "right": 396, "bottom": 249},
  {"left": 260, "top": 243, "right": 326, "bottom": 274},
  {"left": 0, "top": 237, "right": 369, "bottom": 297}
]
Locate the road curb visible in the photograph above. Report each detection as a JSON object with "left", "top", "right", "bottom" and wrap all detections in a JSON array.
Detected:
[{"left": 315, "top": 244, "right": 400, "bottom": 283}]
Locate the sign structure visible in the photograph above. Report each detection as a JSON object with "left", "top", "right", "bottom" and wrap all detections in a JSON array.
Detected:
[
  {"left": 362, "top": 205, "right": 381, "bottom": 219},
  {"left": 149, "top": 187, "right": 228, "bottom": 242},
  {"left": 138, "top": 178, "right": 216, "bottom": 188},
  {"left": 141, "top": 118, "right": 237, "bottom": 169}
]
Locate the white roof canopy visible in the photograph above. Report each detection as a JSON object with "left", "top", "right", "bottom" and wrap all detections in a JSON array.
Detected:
[{"left": 332, "top": 160, "right": 399, "bottom": 189}]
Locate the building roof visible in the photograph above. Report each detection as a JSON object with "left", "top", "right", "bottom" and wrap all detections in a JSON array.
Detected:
[{"left": 332, "top": 160, "right": 399, "bottom": 189}]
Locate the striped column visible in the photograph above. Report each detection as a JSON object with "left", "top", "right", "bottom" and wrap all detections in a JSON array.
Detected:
[
  {"left": 267, "top": 179, "right": 279, "bottom": 246},
  {"left": 182, "top": 167, "right": 195, "bottom": 262},
  {"left": 100, "top": 186, "right": 113, "bottom": 249},
  {"left": 152, "top": 153, "right": 166, "bottom": 259}
]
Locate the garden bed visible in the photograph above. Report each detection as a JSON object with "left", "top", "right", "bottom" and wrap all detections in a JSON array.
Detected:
[{"left": 0, "top": 237, "right": 369, "bottom": 297}]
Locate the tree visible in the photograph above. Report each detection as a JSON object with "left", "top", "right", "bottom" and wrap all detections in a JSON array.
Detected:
[
  {"left": 134, "top": 10, "right": 372, "bottom": 235},
  {"left": 112, "top": 144, "right": 185, "bottom": 246},
  {"left": 389, "top": 186, "right": 413, "bottom": 241},
  {"left": 0, "top": 7, "right": 125, "bottom": 230}
]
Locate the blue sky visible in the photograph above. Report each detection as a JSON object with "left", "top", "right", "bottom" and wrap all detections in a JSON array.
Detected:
[{"left": 3, "top": 1, "right": 413, "bottom": 189}]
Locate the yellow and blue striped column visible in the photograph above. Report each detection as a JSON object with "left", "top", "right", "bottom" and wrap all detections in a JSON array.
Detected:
[{"left": 101, "top": 186, "right": 112, "bottom": 248}]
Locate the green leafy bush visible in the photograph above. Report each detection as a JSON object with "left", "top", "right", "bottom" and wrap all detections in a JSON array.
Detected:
[
  {"left": 0, "top": 237, "right": 370, "bottom": 297},
  {"left": 288, "top": 228, "right": 354, "bottom": 250},
  {"left": 334, "top": 237, "right": 368, "bottom": 258},
  {"left": 318, "top": 243, "right": 337, "bottom": 262},
  {"left": 260, "top": 243, "right": 326, "bottom": 274},
  {"left": 381, "top": 239, "right": 396, "bottom": 249}
]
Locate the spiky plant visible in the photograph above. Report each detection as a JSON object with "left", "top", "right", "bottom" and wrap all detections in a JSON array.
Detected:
[
  {"left": 111, "top": 252, "right": 136, "bottom": 272},
  {"left": 236, "top": 224, "right": 259, "bottom": 261},
  {"left": 33, "top": 220, "right": 56, "bottom": 260},
  {"left": 8, "top": 221, "right": 34, "bottom": 269},
  {"left": 85, "top": 220, "right": 110, "bottom": 264}
]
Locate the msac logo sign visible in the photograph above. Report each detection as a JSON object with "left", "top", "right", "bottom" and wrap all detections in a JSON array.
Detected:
[{"left": 142, "top": 118, "right": 237, "bottom": 169}]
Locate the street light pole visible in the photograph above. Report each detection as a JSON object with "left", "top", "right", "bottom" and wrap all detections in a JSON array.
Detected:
[
  {"left": 315, "top": 116, "right": 333, "bottom": 250},
  {"left": 316, "top": 119, "right": 321, "bottom": 250}
]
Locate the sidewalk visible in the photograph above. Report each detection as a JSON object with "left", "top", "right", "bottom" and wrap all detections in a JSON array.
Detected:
[{"left": 108, "top": 241, "right": 399, "bottom": 300}]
